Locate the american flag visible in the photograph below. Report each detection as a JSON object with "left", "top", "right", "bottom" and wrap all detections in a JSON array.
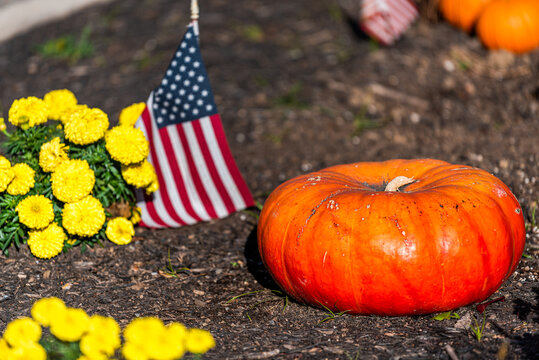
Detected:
[
  {"left": 360, "top": 0, "right": 418, "bottom": 45},
  {"left": 135, "top": 21, "right": 255, "bottom": 228}
]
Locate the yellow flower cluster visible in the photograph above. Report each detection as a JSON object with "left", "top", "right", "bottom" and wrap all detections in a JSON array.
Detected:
[
  {"left": 64, "top": 107, "right": 109, "bottom": 145},
  {"left": 1, "top": 91, "right": 160, "bottom": 259},
  {"left": 6, "top": 163, "right": 35, "bottom": 195},
  {"left": 119, "top": 102, "right": 145, "bottom": 127},
  {"left": 146, "top": 178, "right": 159, "bottom": 194},
  {"left": 26, "top": 223, "right": 66, "bottom": 259},
  {"left": 105, "top": 125, "right": 150, "bottom": 165},
  {"left": 0, "top": 156, "right": 14, "bottom": 192},
  {"left": 62, "top": 196, "right": 105, "bottom": 237},
  {"left": 105, "top": 217, "right": 135, "bottom": 245},
  {"left": 39, "top": 94, "right": 157, "bottom": 198},
  {"left": 8, "top": 96, "right": 48, "bottom": 129},
  {"left": 0, "top": 317, "right": 46, "bottom": 360},
  {"left": 81, "top": 314, "right": 121, "bottom": 357},
  {"left": 9, "top": 90, "right": 77, "bottom": 129},
  {"left": 30, "top": 297, "right": 66, "bottom": 326},
  {"left": 122, "top": 317, "right": 215, "bottom": 360},
  {"left": 104, "top": 119, "right": 158, "bottom": 194},
  {"left": 15, "top": 195, "right": 54, "bottom": 229},
  {"left": 130, "top": 206, "right": 142, "bottom": 225},
  {"left": 51, "top": 308, "right": 91, "bottom": 342},
  {"left": 1, "top": 297, "right": 215, "bottom": 360},
  {"left": 122, "top": 160, "right": 157, "bottom": 189},
  {"left": 39, "top": 137, "right": 69, "bottom": 172},
  {"left": 43, "top": 89, "right": 78, "bottom": 123},
  {"left": 51, "top": 159, "right": 95, "bottom": 203}
]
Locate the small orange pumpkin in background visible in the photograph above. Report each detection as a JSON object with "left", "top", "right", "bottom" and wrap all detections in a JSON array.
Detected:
[
  {"left": 257, "top": 159, "right": 525, "bottom": 316},
  {"left": 477, "top": 0, "right": 539, "bottom": 53},
  {"left": 439, "top": 0, "right": 493, "bottom": 32}
]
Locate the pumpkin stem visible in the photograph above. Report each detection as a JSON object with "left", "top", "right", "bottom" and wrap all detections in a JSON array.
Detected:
[{"left": 384, "top": 176, "right": 415, "bottom": 192}]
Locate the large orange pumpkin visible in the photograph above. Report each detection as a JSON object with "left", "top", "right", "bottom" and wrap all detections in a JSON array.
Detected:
[
  {"left": 439, "top": 0, "right": 492, "bottom": 32},
  {"left": 476, "top": 0, "right": 539, "bottom": 54},
  {"left": 257, "top": 159, "right": 526, "bottom": 316}
]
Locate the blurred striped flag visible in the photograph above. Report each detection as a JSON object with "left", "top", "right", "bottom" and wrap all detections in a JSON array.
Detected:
[
  {"left": 135, "top": 21, "right": 254, "bottom": 228},
  {"left": 340, "top": 0, "right": 418, "bottom": 45},
  {"left": 360, "top": 0, "right": 418, "bottom": 45}
]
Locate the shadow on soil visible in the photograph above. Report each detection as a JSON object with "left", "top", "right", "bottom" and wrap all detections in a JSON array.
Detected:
[
  {"left": 512, "top": 287, "right": 539, "bottom": 323},
  {"left": 243, "top": 226, "right": 279, "bottom": 290},
  {"left": 511, "top": 286, "right": 539, "bottom": 359}
]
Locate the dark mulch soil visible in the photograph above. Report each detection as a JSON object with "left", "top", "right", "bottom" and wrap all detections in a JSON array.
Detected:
[{"left": 0, "top": 0, "right": 538, "bottom": 358}]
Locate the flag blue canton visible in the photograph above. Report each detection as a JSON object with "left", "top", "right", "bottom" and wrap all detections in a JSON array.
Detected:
[{"left": 152, "top": 24, "right": 218, "bottom": 129}]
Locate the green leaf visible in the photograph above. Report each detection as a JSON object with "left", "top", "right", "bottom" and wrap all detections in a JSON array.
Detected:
[
  {"left": 433, "top": 311, "right": 459, "bottom": 320},
  {"left": 12, "top": 233, "right": 20, "bottom": 249}
]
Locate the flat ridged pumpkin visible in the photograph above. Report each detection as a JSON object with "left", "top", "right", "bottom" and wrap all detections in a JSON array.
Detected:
[
  {"left": 439, "top": 0, "right": 493, "bottom": 32},
  {"left": 477, "top": 0, "right": 539, "bottom": 53},
  {"left": 257, "top": 159, "right": 526, "bottom": 316}
]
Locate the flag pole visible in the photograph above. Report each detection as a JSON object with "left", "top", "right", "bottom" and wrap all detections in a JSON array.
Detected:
[{"left": 191, "top": 0, "right": 199, "bottom": 21}]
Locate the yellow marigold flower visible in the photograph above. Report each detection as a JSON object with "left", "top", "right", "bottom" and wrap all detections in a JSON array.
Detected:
[
  {"left": 122, "top": 342, "right": 148, "bottom": 360},
  {"left": 167, "top": 322, "right": 187, "bottom": 339},
  {"left": 105, "top": 126, "right": 149, "bottom": 165},
  {"left": 3, "top": 317, "right": 42, "bottom": 347},
  {"left": 64, "top": 107, "right": 109, "bottom": 145},
  {"left": 0, "top": 117, "right": 6, "bottom": 132},
  {"left": 39, "top": 137, "right": 69, "bottom": 172},
  {"left": 0, "top": 156, "right": 14, "bottom": 192},
  {"left": 184, "top": 328, "right": 215, "bottom": 354},
  {"left": 80, "top": 332, "right": 120, "bottom": 357},
  {"left": 123, "top": 317, "right": 164, "bottom": 345},
  {"left": 16, "top": 195, "right": 54, "bottom": 229},
  {"left": 148, "top": 333, "right": 186, "bottom": 360},
  {"left": 163, "top": 322, "right": 187, "bottom": 358},
  {"left": 31, "top": 297, "right": 66, "bottom": 326},
  {"left": 8, "top": 96, "right": 48, "bottom": 129},
  {"left": 130, "top": 207, "right": 141, "bottom": 225},
  {"left": 0, "top": 338, "right": 9, "bottom": 358},
  {"left": 0, "top": 155, "right": 11, "bottom": 168},
  {"left": 7, "top": 163, "right": 35, "bottom": 196},
  {"left": 121, "top": 160, "right": 156, "bottom": 188},
  {"left": 0, "top": 168, "right": 13, "bottom": 192},
  {"left": 119, "top": 102, "right": 145, "bottom": 127},
  {"left": 88, "top": 314, "right": 120, "bottom": 337},
  {"left": 51, "top": 159, "right": 95, "bottom": 203},
  {"left": 27, "top": 222, "right": 66, "bottom": 259},
  {"left": 43, "top": 89, "right": 78, "bottom": 122},
  {"left": 58, "top": 104, "right": 88, "bottom": 125},
  {"left": 62, "top": 196, "right": 105, "bottom": 237},
  {"left": 5, "top": 342, "right": 47, "bottom": 360},
  {"left": 123, "top": 318, "right": 187, "bottom": 360},
  {"left": 50, "top": 307, "right": 90, "bottom": 342},
  {"left": 145, "top": 177, "right": 159, "bottom": 195},
  {"left": 105, "top": 217, "right": 134, "bottom": 245}
]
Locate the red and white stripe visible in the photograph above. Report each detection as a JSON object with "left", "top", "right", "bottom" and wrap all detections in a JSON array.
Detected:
[
  {"left": 360, "top": 0, "right": 418, "bottom": 45},
  {"left": 136, "top": 94, "right": 254, "bottom": 228}
]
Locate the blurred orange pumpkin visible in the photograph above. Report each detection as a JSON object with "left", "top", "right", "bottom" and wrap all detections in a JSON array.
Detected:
[
  {"left": 439, "top": 0, "right": 492, "bottom": 32},
  {"left": 477, "top": 0, "right": 539, "bottom": 53},
  {"left": 257, "top": 159, "right": 526, "bottom": 316}
]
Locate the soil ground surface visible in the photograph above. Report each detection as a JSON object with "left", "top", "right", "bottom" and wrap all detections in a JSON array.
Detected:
[{"left": 0, "top": 0, "right": 538, "bottom": 359}]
